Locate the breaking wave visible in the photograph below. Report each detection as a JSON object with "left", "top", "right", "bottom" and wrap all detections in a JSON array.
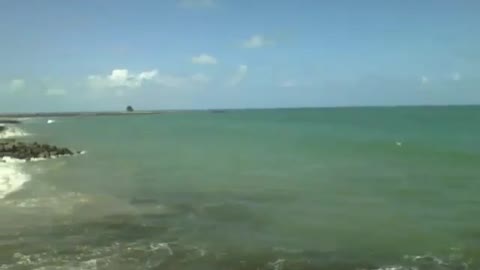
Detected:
[
  {"left": 0, "top": 125, "right": 29, "bottom": 139},
  {"left": 0, "top": 162, "right": 31, "bottom": 199}
]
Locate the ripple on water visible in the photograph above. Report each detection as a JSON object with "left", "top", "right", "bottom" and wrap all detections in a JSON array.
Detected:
[{"left": 0, "top": 236, "right": 474, "bottom": 270}]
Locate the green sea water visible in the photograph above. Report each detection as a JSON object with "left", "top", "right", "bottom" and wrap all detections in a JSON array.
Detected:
[{"left": 1, "top": 106, "right": 479, "bottom": 269}]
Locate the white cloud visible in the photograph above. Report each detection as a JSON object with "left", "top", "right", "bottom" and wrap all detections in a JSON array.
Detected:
[
  {"left": 280, "top": 80, "right": 297, "bottom": 88},
  {"left": 192, "top": 53, "right": 217, "bottom": 65},
  {"left": 451, "top": 72, "right": 461, "bottom": 81},
  {"left": 138, "top": 70, "right": 159, "bottom": 80},
  {"left": 178, "top": 0, "right": 215, "bottom": 8},
  {"left": 87, "top": 68, "right": 213, "bottom": 95},
  {"left": 87, "top": 69, "right": 159, "bottom": 89},
  {"left": 242, "top": 34, "right": 271, "bottom": 49},
  {"left": 227, "top": 65, "right": 248, "bottom": 87},
  {"left": 45, "top": 88, "right": 66, "bottom": 96},
  {"left": 9, "top": 79, "right": 25, "bottom": 91},
  {"left": 420, "top": 75, "right": 429, "bottom": 84}
]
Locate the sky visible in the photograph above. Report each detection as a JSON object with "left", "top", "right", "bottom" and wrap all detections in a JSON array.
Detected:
[{"left": 0, "top": 0, "right": 479, "bottom": 112}]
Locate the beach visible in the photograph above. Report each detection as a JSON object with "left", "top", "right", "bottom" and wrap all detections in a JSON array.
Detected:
[{"left": 0, "top": 106, "right": 479, "bottom": 270}]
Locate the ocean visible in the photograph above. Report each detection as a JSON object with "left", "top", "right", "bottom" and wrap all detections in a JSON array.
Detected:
[{"left": 0, "top": 106, "right": 479, "bottom": 270}]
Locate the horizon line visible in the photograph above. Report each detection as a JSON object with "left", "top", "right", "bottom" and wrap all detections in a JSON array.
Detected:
[{"left": 0, "top": 104, "right": 479, "bottom": 118}]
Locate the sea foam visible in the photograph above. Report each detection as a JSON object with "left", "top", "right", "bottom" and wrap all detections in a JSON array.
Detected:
[
  {"left": 0, "top": 162, "right": 30, "bottom": 199},
  {"left": 0, "top": 125, "right": 29, "bottom": 139}
]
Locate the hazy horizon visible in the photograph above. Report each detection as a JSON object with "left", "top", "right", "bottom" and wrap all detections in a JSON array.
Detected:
[{"left": 2, "top": 103, "right": 480, "bottom": 117}]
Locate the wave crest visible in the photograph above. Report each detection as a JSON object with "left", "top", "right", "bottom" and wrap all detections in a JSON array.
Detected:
[
  {"left": 0, "top": 162, "right": 31, "bottom": 199},
  {"left": 0, "top": 125, "right": 29, "bottom": 139}
]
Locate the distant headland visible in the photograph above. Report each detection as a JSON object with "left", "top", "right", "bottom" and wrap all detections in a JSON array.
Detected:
[
  {"left": 0, "top": 110, "right": 165, "bottom": 118},
  {"left": 0, "top": 107, "right": 231, "bottom": 118}
]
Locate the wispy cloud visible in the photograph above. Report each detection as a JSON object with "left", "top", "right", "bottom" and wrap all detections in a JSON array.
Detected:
[
  {"left": 87, "top": 68, "right": 211, "bottom": 94},
  {"left": 227, "top": 65, "right": 248, "bottom": 86},
  {"left": 242, "top": 34, "right": 272, "bottom": 49},
  {"left": 178, "top": 0, "right": 215, "bottom": 8},
  {"left": 192, "top": 53, "right": 217, "bottom": 65},
  {"left": 87, "top": 69, "right": 159, "bottom": 89},
  {"left": 9, "top": 79, "right": 25, "bottom": 92}
]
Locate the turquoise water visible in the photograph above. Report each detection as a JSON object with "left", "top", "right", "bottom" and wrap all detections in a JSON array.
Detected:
[{"left": 1, "top": 106, "right": 479, "bottom": 269}]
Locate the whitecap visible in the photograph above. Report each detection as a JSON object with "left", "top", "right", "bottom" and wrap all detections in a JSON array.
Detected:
[
  {"left": 0, "top": 162, "right": 31, "bottom": 199},
  {"left": 47, "top": 119, "right": 55, "bottom": 124},
  {"left": 2, "top": 152, "right": 84, "bottom": 163},
  {"left": 1, "top": 156, "right": 27, "bottom": 163},
  {"left": 4, "top": 192, "right": 92, "bottom": 215},
  {"left": 0, "top": 125, "right": 29, "bottom": 139}
]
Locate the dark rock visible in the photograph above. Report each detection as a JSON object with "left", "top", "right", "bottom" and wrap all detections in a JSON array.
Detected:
[
  {"left": 0, "top": 139, "right": 16, "bottom": 146},
  {"left": 3, "top": 143, "right": 15, "bottom": 152},
  {"left": 0, "top": 120, "right": 21, "bottom": 124},
  {"left": 0, "top": 152, "right": 13, "bottom": 157},
  {"left": 31, "top": 147, "right": 42, "bottom": 156},
  {"left": 16, "top": 153, "right": 27, "bottom": 160},
  {"left": 39, "top": 152, "right": 50, "bottom": 159},
  {"left": 62, "top": 148, "right": 73, "bottom": 155},
  {"left": 16, "top": 142, "right": 25, "bottom": 148},
  {"left": 0, "top": 140, "right": 75, "bottom": 160}
]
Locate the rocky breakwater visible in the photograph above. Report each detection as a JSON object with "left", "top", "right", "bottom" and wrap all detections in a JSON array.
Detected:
[{"left": 0, "top": 139, "right": 77, "bottom": 161}]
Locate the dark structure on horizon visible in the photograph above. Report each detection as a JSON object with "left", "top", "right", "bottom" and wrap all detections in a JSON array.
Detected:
[{"left": 126, "top": 106, "right": 134, "bottom": 112}]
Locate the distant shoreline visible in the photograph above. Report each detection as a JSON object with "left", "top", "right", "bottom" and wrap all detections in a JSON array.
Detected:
[
  {"left": 0, "top": 111, "right": 166, "bottom": 118},
  {"left": 0, "top": 104, "right": 478, "bottom": 118}
]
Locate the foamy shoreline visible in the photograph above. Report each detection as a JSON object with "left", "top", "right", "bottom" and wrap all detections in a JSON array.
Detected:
[{"left": 0, "top": 121, "right": 84, "bottom": 199}]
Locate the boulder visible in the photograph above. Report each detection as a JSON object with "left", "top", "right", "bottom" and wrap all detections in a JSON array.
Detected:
[
  {"left": 31, "top": 147, "right": 42, "bottom": 156},
  {"left": 39, "top": 152, "right": 50, "bottom": 159},
  {"left": 3, "top": 143, "right": 15, "bottom": 152},
  {"left": 0, "top": 152, "right": 13, "bottom": 157},
  {"left": 0, "top": 120, "right": 21, "bottom": 124},
  {"left": 16, "top": 142, "right": 25, "bottom": 148},
  {"left": 16, "top": 152, "right": 27, "bottom": 160},
  {"left": 59, "top": 148, "right": 73, "bottom": 155},
  {"left": 0, "top": 140, "right": 76, "bottom": 160}
]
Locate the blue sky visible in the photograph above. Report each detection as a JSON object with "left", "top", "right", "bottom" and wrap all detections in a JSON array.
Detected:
[{"left": 0, "top": 0, "right": 479, "bottom": 112}]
